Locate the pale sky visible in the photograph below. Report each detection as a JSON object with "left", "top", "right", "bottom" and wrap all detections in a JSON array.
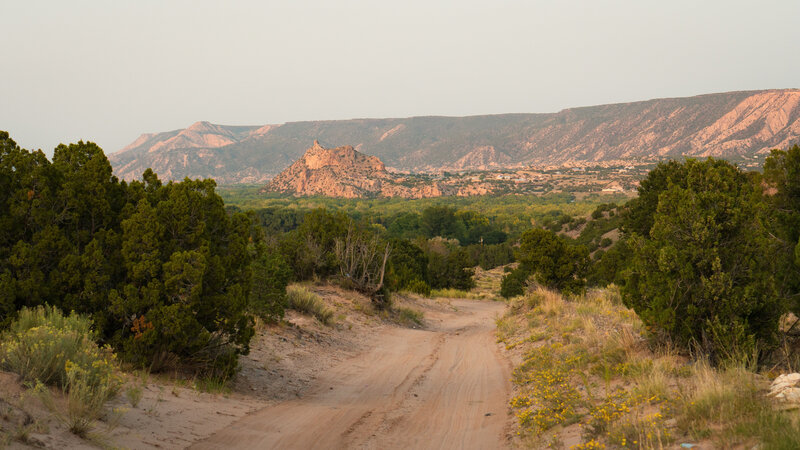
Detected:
[{"left": 2, "top": 0, "right": 799, "bottom": 156}]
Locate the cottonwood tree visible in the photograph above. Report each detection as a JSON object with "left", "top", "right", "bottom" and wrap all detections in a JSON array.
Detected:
[{"left": 335, "top": 222, "right": 391, "bottom": 308}]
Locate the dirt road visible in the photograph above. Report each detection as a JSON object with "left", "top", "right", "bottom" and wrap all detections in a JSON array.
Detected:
[{"left": 191, "top": 299, "right": 512, "bottom": 450}]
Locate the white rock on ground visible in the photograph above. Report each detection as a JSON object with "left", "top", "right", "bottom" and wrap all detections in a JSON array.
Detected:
[{"left": 769, "top": 373, "right": 800, "bottom": 407}]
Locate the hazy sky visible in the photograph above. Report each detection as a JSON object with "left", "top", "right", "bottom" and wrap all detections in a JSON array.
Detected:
[{"left": 3, "top": 0, "right": 799, "bottom": 156}]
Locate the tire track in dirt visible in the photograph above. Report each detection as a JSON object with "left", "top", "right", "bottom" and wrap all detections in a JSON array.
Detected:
[{"left": 190, "top": 300, "right": 511, "bottom": 450}]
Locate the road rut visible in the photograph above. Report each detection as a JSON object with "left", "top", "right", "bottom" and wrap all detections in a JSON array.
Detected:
[{"left": 191, "top": 299, "right": 511, "bottom": 450}]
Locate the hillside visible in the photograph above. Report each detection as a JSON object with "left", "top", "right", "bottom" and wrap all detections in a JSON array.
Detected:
[{"left": 110, "top": 89, "right": 800, "bottom": 183}]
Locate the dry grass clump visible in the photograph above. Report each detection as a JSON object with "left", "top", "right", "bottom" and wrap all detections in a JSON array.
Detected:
[
  {"left": 429, "top": 288, "right": 487, "bottom": 300},
  {"left": 675, "top": 362, "right": 800, "bottom": 448},
  {"left": 391, "top": 306, "right": 424, "bottom": 328},
  {"left": 286, "top": 285, "right": 334, "bottom": 325},
  {"left": 499, "top": 285, "right": 800, "bottom": 449}
]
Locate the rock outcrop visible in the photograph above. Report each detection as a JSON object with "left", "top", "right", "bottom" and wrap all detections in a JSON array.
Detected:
[
  {"left": 262, "top": 142, "right": 448, "bottom": 199},
  {"left": 769, "top": 373, "right": 800, "bottom": 409}
]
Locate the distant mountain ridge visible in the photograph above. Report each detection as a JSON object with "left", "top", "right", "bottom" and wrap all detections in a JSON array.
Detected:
[{"left": 110, "top": 89, "right": 800, "bottom": 183}]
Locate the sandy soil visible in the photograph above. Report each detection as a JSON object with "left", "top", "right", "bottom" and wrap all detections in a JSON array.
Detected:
[
  {"left": 1, "top": 286, "right": 512, "bottom": 449},
  {"left": 190, "top": 299, "right": 512, "bottom": 450}
]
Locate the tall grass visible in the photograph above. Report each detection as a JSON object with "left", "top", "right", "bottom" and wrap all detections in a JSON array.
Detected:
[
  {"left": 286, "top": 285, "right": 334, "bottom": 325},
  {"left": 429, "top": 288, "right": 486, "bottom": 299},
  {"left": 501, "top": 286, "right": 800, "bottom": 449},
  {"left": 676, "top": 362, "right": 800, "bottom": 447}
]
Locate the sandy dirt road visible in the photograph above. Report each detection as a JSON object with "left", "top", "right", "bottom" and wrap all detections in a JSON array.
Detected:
[{"left": 191, "top": 299, "right": 512, "bottom": 450}]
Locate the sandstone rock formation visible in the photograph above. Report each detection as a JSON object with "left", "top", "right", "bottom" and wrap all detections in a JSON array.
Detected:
[{"left": 261, "top": 142, "right": 450, "bottom": 199}]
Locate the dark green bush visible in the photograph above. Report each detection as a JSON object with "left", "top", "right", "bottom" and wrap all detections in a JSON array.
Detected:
[
  {"left": 406, "top": 279, "right": 431, "bottom": 296},
  {"left": 763, "top": 145, "right": 800, "bottom": 315},
  {"left": 622, "top": 159, "right": 782, "bottom": 362},
  {"left": 249, "top": 249, "right": 291, "bottom": 321},
  {"left": 500, "top": 268, "right": 530, "bottom": 298},
  {"left": 387, "top": 239, "right": 429, "bottom": 293},
  {"left": 0, "top": 133, "right": 255, "bottom": 377},
  {"left": 426, "top": 242, "right": 475, "bottom": 291},
  {"left": 465, "top": 242, "right": 515, "bottom": 270},
  {"left": 278, "top": 209, "right": 350, "bottom": 280},
  {"left": 516, "top": 228, "right": 588, "bottom": 295},
  {"left": 587, "top": 239, "right": 631, "bottom": 287}
]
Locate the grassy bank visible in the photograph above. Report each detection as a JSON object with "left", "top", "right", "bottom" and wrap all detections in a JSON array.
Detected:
[{"left": 498, "top": 287, "right": 800, "bottom": 449}]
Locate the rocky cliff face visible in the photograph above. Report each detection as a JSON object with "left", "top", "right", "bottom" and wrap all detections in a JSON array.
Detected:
[
  {"left": 262, "top": 142, "right": 449, "bottom": 198},
  {"left": 111, "top": 90, "right": 800, "bottom": 182}
]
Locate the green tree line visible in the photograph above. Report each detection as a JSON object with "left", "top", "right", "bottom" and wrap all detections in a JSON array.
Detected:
[
  {"left": 0, "top": 130, "right": 518, "bottom": 377},
  {"left": 501, "top": 148, "right": 800, "bottom": 365},
  {"left": 0, "top": 132, "right": 254, "bottom": 377}
]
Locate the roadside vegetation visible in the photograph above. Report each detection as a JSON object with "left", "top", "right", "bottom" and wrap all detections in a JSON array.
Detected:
[
  {"left": 1, "top": 306, "right": 121, "bottom": 437},
  {"left": 499, "top": 287, "right": 800, "bottom": 448},
  {"left": 286, "top": 285, "right": 335, "bottom": 325},
  {"left": 498, "top": 147, "right": 800, "bottom": 448}
]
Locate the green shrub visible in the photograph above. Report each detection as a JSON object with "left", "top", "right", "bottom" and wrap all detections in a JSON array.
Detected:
[
  {"left": 63, "top": 362, "right": 119, "bottom": 436},
  {"left": 501, "top": 268, "right": 530, "bottom": 299},
  {"left": 623, "top": 159, "right": 782, "bottom": 362},
  {"left": 406, "top": 279, "right": 432, "bottom": 296},
  {"left": 120, "top": 303, "right": 244, "bottom": 379},
  {"left": 426, "top": 244, "right": 475, "bottom": 291},
  {"left": 126, "top": 383, "right": 143, "bottom": 407},
  {"left": 0, "top": 305, "right": 118, "bottom": 393},
  {"left": 249, "top": 249, "right": 291, "bottom": 321},
  {"left": 279, "top": 209, "right": 349, "bottom": 280},
  {"left": 1, "top": 306, "right": 121, "bottom": 437},
  {"left": 516, "top": 228, "right": 588, "bottom": 295},
  {"left": 394, "top": 307, "right": 424, "bottom": 327},
  {"left": 466, "top": 242, "right": 515, "bottom": 270},
  {"left": 0, "top": 135, "right": 256, "bottom": 378},
  {"left": 286, "top": 285, "right": 334, "bottom": 325},
  {"left": 587, "top": 239, "right": 631, "bottom": 288},
  {"left": 763, "top": 145, "right": 800, "bottom": 315},
  {"left": 387, "top": 239, "right": 429, "bottom": 293}
]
